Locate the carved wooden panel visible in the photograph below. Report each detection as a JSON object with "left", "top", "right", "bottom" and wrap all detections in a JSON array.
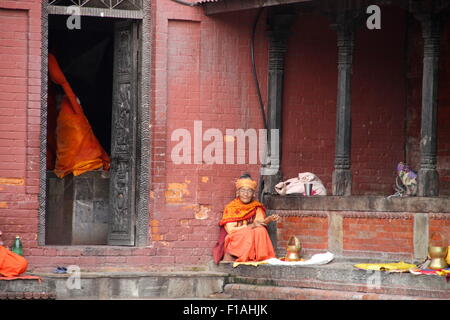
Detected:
[
  {"left": 110, "top": 159, "right": 131, "bottom": 233},
  {"left": 108, "top": 20, "right": 138, "bottom": 245}
]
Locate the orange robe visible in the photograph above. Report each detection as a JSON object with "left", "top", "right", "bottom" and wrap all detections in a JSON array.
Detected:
[
  {"left": 220, "top": 199, "right": 276, "bottom": 262},
  {"left": 48, "top": 53, "right": 110, "bottom": 178},
  {"left": 0, "top": 246, "right": 28, "bottom": 277}
]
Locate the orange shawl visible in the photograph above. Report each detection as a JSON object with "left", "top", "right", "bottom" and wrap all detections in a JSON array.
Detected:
[{"left": 219, "top": 198, "right": 265, "bottom": 226}]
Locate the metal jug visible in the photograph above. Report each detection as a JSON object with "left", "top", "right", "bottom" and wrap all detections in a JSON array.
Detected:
[
  {"left": 285, "top": 236, "right": 302, "bottom": 261},
  {"left": 428, "top": 246, "right": 448, "bottom": 270}
]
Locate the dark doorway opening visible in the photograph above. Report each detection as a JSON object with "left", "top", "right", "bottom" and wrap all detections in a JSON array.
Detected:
[
  {"left": 46, "top": 16, "right": 118, "bottom": 245},
  {"left": 48, "top": 15, "right": 114, "bottom": 154}
]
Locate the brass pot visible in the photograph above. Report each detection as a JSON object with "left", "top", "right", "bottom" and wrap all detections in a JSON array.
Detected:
[
  {"left": 285, "top": 236, "right": 302, "bottom": 261},
  {"left": 428, "top": 246, "right": 449, "bottom": 270}
]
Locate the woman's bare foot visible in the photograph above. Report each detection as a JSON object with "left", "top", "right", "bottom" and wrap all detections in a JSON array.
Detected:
[{"left": 222, "top": 253, "right": 236, "bottom": 262}]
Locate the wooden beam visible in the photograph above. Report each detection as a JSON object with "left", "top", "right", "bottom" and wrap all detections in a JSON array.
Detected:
[
  {"left": 204, "top": 0, "right": 312, "bottom": 15},
  {"left": 416, "top": 13, "right": 441, "bottom": 196},
  {"left": 261, "top": 9, "right": 297, "bottom": 198},
  {"left": 329, "top": 8, "right": 364, "bottom": 196}
]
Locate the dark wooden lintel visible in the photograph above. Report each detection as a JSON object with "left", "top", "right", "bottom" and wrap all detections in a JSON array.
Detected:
[{"left": 204, "top": 0, "right": 312, "bottom": 15}]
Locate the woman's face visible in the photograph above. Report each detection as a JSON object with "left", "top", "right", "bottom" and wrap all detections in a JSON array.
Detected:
[{"left": 237, "top": 187, "right": 254, "bottom": 204}]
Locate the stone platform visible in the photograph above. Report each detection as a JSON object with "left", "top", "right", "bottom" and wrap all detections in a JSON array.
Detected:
[
  {"left": 210, "top": 258, "right": 450, "bottom": 300},
  {"left": 0, "top": 271, "right": 227, "bottom": 300},
  {"left": 1, "top": 259, "right": 448, "bottom": 300}
]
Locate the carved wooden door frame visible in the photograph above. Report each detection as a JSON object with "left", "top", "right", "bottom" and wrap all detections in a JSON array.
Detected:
[{"left": 38, "top": 1, "right": 151, "bottom": 246}]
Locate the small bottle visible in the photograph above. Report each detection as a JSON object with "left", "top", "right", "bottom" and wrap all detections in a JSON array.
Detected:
[{"left": 11, "top": 235, "right": 23, "bottom": 256}]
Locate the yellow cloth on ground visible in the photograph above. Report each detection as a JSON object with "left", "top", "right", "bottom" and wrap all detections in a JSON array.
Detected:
[
  {"left": 232, "top": 260, "right": 269, "bottom": 268},
  {"left": 354, "top": 261, "right": 417, "bottom": 272}
]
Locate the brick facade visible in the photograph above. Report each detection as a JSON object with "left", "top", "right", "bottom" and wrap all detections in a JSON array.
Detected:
[
  {"left": 277, "top": 215, "right": 328, "bottom": 252},
  {"left": 0, "top": 1, "right": 448, "bottom": 271},
  {"left": 0, "top": 0, "right": 42, "bottom": 259}
]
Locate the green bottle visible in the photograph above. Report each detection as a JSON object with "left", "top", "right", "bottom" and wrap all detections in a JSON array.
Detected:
[{"left": 11, "top": 235, "right": 23, "bottom": 256}]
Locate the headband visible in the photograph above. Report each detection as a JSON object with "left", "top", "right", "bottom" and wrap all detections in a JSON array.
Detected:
[{"left": 235, "top": 178, "right": 257, "bottom": 191}]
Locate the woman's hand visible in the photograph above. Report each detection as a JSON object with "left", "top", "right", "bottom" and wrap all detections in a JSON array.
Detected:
[{"left": 263, "top": 214, "right": 280, "bottom": 224}]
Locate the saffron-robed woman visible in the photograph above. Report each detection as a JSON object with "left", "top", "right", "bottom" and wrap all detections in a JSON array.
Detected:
[{"left": 213, "top": 174, "right": 280, "bottom": 263}]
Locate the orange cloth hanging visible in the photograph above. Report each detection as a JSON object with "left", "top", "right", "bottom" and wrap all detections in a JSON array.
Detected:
[
  {"left": 48, "top": 53, "right": 110, "bottom": 178},
  {"left": 0, "top": 246, "right": 28, "bottom": 278}
]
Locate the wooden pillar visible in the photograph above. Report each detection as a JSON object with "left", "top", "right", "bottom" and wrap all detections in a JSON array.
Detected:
[
  {"left": 331, "top": 15, "right": 356, "bottom": 196},
  {"left": 417, "top": 14, "right": 441, "bottom": 196},
  {"left": 260, "top": 10, "right": 296, "bottom": 197}
]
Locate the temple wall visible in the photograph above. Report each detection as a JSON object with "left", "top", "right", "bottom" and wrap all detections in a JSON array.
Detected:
[
  {"left": 273, "top": 207, "right": 449, "bottom": 261},
  {"left": 281, "top": 6, "right": 408, "bottom": 196},
  {"left": 0, "top": 0, "right": 42, "bottom": 260},
  {"left": 406, "top": 13, "right": 450, "bottom": 196},
  {"left": 0, "top": 1, "right": 448, "bottom": 271}
]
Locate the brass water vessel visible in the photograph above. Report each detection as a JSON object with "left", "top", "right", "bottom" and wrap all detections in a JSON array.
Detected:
[
  {"left": 285, "top": 236, "right": 302, "bottom": 261},
  {"left": 428, "top": 246, "right": 448, "bottom": 270}
]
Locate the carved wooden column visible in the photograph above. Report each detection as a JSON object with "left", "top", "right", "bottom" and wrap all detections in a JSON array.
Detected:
[
  {"left": 417, "top": 14, "right": 441, "bottom": 196},
  {"left": 331, "top": 16, "right": 355, "bottom": 196},
  {"left": 260, "top": 10, "right": 296, "bottom": 198}
]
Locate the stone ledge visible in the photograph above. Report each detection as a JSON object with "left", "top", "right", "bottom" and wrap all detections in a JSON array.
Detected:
[
  {"left": 1, "top": 271, "right": 228, "bottom": 300},
  {"left": 212, "top": 262, "right": 450, "bottom": 299},
  {"left": 266, "top": 195, "right": 450, "bottom": 213},
  {"left": 31, "top": 271, "right": 228, "bottom": 279},
  {"left": 224, "top": 284, "right": 439, "bottom": 300},
  {"left": 0, "top": 292, "right": 56, "bottom": 300}
]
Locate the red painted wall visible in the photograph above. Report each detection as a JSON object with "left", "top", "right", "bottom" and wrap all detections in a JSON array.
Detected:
[
  {"left": 0, "top": 0, "right": 42, "bottom": 255},
  {"left": 282, "top": 6, "right": 408, "bottom": 195},
  {"left": 406, "top": 15, "right": 450, "bottom": 195},
  {"left": 436, "top": 19, "right": 450, "bottom": 196},
  {"left": 151, "top": 2, "right": 269, "bottom": 265},
  {"left": 343, "top": 217, "right": 414, "bottom": 255},
  {"left": 281, "top": 13, "right": 337, "bottom": 192},
  {"left": 0, "top": 0, "right": 448, "bottom": 271},
  {"left": 277, "top": 215, "right": 328, "bottom": 253}
]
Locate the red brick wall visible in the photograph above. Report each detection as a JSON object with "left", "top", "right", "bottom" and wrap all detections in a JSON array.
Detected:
[
  {"left": 0, "top": 0, "right": 448, "bottom": 271},
  {"left": 429, "top": 218, "right": 450, "bottom": 246},
  {"left": 351, "top": 6, "right": 407, "bottom": 195},
  {"left": 0, "top": 0, "right": 270, "bottom": 271},
  {"left": 276, "top": 215, "right": 328, "bottom": 254},
  {"left": 405, "top": 16, "right": 422, "bottom": 177},
  {"left": 0, "top": 0, "right": 41, "bottom": 253},
  {"left": 275, "top": 211, "right": 450, "bottom": 260},
  {"left": 406, "top": 15, "right": 450, "bottom": 195},
  {"left": 281, "top": 6, "right": 408, "bottom": 195},
  {"left": 437, "top": 19, "right": 450, "bottom": 195},
  {"left": 281, "top": 13, "right": 337, "bottom": 192},
  {"left": 150, "top": 2, "right": 268, "bottom": 266},
  {"left": 343, "top": 217, "right": 414, "bottom": 255}
]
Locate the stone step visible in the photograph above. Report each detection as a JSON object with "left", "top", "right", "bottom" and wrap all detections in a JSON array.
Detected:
[
  {"left": 0, "top": 271, "right": 227, "bottom": 300},
  {"left": 223, "top": 283, "right": 441, "bottom": 300},
  {"left": 211, "top": 261, "right": 450, "bottom": 300}
]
